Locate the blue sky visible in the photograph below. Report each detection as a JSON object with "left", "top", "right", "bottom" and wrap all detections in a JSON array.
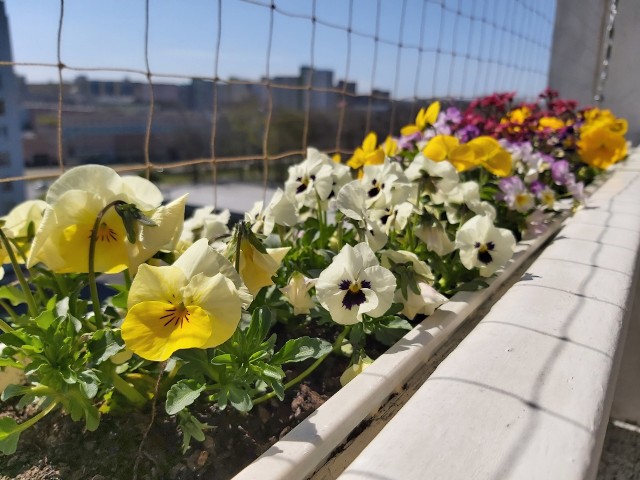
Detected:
[{"left": 4, "top": 0, "right": 556, "bottom": 99}]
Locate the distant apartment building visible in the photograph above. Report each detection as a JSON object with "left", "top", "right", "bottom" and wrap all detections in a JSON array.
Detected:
[
  {"left": 0, "top": 1, "right": 25, "bottom": 212},
  {"left": 265, "top": 66, "right": 341, "bottom": 111}
]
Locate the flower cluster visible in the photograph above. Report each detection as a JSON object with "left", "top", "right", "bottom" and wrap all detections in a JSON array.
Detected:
[{"left": 0, "top": 90, "right": 629, "bottom": 455}]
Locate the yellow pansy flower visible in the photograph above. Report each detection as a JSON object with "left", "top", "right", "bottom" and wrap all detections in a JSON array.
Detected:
[
  {"left": 423, "top": 135, "right": 511, "bottom": 177},
  {"left": 27, "top": 165, "right": 186, "bottom": 274},
  {"left": 578, "top": 124, "right": 627, "bottom": 169},
  {"left": 381, "top": 136, "right": 398, "bottom": 157},
  {"left": 401, "top": 101, "right": 440, "bottom": 136},
  {"left": 422, "top": 135, "right": 460, "bottom": 162},
  {"left": 503, "top": 106, "right": 531, "bottom": 125},
  {"left": 0, "top": 199, "right": 47, "bottom": 264},
  {"left": 121, "top": 239, "right": 251, "bottom": 361},
  {"left": 466, "top": 136, "right": 512, "bottom": 177},
  {"left": 538, "top": 116, "right": 565, "bottom": 131},
  {"left": 423, "top": 135, "right": 480, "bottom": 172},
  {"left": 238, "top": 239, "right": 290, "bottom": 296},
  {"left": 347, "top": 132, "right": 385, "bottom": 170}
]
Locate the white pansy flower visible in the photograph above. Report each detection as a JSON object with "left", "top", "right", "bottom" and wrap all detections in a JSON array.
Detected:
[
  {"left": 0, "top": 199, "right": 48, "bottom": 279},
  {"left": 280, "top": 272, "right": 316, "bottom": 315},
  {"left": 405, "top": 154, "right": 459, "bottom": 202},
  {"left": 443, "top": 181, "right": 496, "bottom": 224},
  {"left": 360, "top": 160, "right": 412, "bottom": 209},
  {"left": 284, "top": 152, "right": 334, "bottom": 208},
  {"left": 455, "top": 215, "right": 516, "bottom": 277},
  {"left": 380, "top": 250, "right": 447, "bottom": 319},
  {"left": 337, "top": 180, "right": 388, "bottom": 251},
  {"left": 316, "top": 243, "right": 396, "bottom": 325},
  {"left": 398, "top": 283, "right": 448, "bottom": 319},
  {"left": 202, "top": 209, "right": 230, "bottom": 241},
  {"left": 380, "top": 249, "right": 433, "bottom": 281},
  {"left": 246, "top": 189, "right": 298, "bottom": 236},
  {"left": 182, "top": 206, "right": 230, "bottom": 243},
  {"left": 414, "top": 214, "right": 456, "bottom": 256},
  {"left": 371, "top": 201, "right": 414, "bottom": 235}
]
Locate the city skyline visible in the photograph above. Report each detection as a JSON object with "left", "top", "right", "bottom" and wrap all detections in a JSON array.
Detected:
[{"left": 5, "top": 0, "right": 556, "bottom": 100}]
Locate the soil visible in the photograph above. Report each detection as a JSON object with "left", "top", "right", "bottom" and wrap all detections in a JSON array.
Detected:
[{"left": 0, "top": 325, "right": 386, "bottom": 480}]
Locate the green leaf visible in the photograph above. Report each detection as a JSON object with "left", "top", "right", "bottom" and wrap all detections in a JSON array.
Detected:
[
  {"left": 0, "top": 357, "right": 22, "bottom": 368},
  {"left": 227, "top": 385, "right": 252, "bottom": 412},
  {"left": 0, "top": 331, "right": 43, "bottom": 353},
  {"left": 1, "top": 384, "right": 30, "bottom": 402},
  {"left": 55, "top": 297, "right": 70, "bottom": 317},
  {"left": 78, "top": 370, "right": 100, "bottom": 399},
  {"left": 110, "top": 290, "right": 128, "bottom": 309},
  {"left": 245, "top": 307, "right": 272, "bottom": 349},
  {"left": 88, "top": 329, "right": 124, "bottom": 364},
  {"left": 177, "top": 410, "right": 207, "bottom": 454},
  {"left": 210, "top": 353, "right": 234, "bottom": 365},
  {"left": 252, "top": 361, "right": 285, "bottom": 380},
  {"left": 0, "top": 417, "right": 21, "bottom": 455},
  {"left": 271, "top": 337, "right": 332, "bottom": 365},
  {"left": 260, "top": 375, "right": 285, "bottom": 401},
  {"left": 35, "top": 309, "right": 56, "bottom": 331},
  {"left": 370, "top": 317, "right": 413, "bottom": 345},
  {"left": 0, "top": 285, "right": 26, "bottom": 307},
  {"left": 165, "top": 379, "right": 206, "bottom": 415}
]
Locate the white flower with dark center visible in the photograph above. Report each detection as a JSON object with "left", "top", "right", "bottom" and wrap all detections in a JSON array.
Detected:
[
  {"left": 337, "top": 180, "right": 388, "bottom": 251},
  {"left": 284, "top": 151, "right": 334, "bottom": 208},
  {"left": 371, "top": 202, "right": 414, "bottom": 235},
  {"left": 316, "top": 243, "right": 396, "bottom": 325},
  {"left": 455, "top": 215, "right": 516, "bottom": 277},
  {"left": 361, "top": 160, "right": 412, "bottom": 209}
]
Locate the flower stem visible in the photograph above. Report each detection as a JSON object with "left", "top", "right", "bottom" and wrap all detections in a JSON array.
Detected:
[
  {"left": 14, "top": 401, "right": 58, "bottom": 434},
  {"left": 0, "top": 229, "right": 38, "bottom": 317},
  {"left": 0, "top": 299, "right": 18, "bottom": 326},
  {"left": 110, "top": 370, "right": 147, "bottom": 408},
  {"left": 0, "top": 314, "right": 14, "bottom": 333},
  {"left": 88, "top": 200, "right": 126, "bottom": 329},
  {"left": 252, "top": 325, "right": 351, "bottom": 406},
  {"left": 234, "top": 223, "right": 243, "bottom": 273}
]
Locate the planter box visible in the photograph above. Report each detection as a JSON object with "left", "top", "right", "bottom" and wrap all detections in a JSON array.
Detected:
[
  {"left": 235, "top": 153, "right": 640, "bottom": 480},
  {"left": 233, "top": 200, "right": 591, "bottom": 478}
]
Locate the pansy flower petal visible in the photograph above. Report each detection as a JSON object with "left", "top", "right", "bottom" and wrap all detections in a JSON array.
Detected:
[{"left": 122, "top": 301, "right": 213, "bottom": 361}]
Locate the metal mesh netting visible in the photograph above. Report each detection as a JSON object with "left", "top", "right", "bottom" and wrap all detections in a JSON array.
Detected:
[{"left": 1, "top": 0, "right": 556, "bottom": 205}]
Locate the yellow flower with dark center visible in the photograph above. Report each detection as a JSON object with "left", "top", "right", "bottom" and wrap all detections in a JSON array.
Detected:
[
  {"left": 27, "top": 165, "right": 186, "bottom": 274},
  {"left": 578, "top": 124, "right": 627, "bottom": 169},
  {"left": 122, "top": 239, "right": 251, "bottom": 361},
  {"left": 401, "top": 101, "right": 440, "bottom": 136},
  {"left": 347, "top": 132, "right": 385, "bottom": 170}
]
